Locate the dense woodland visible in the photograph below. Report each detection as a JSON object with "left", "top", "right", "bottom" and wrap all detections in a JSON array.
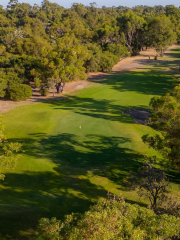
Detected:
[{"left": 0, "top": 1, "right": 180, "bottom": 100}]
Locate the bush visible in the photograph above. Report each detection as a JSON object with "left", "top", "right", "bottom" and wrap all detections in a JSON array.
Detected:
[
  {"left": 106, "top": 43, "right": 129, "bottom": 58},
  {"left": 37, "top": 199, "right": 180, "bottom": 239},
  {"left": 84, "top": 43, "right": 121, "bottom": 73},
  {"left": 7, "top": 84, "right": 32, "bottom": 101},
  {"left": 99, "top": 52, "right": 118, "bottom": 72},
  {"left": 39, "top": 86, "right": 49, "bottom": 96},
  {"left": 85, "top": 55, "right": 101, "bottom": 72}
]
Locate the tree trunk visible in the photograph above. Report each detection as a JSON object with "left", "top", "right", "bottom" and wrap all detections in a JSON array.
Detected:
[
  {"left": 153, "top": 197, "right": 157, "bottom": 207},
  {"left": 56, "top": 83, "right": 61, "bottom": 93},
  {"left": 53, "top": 85, "right": 55, "bottom": 97},
  {"left": 60, "top": 80, "right": 65, "bottom": 93}
]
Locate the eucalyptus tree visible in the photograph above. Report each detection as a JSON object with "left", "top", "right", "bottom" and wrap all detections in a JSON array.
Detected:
[
  {"left": 30, "top": 34, "right": 88, "bottom": 95},
  {"left": 142, "top": 84, "right": 180, "bottom": 169},
  {"left": 117, "top": 10, "right": 146, "bottom": 55},
  {"left": 147, "top": 15, "right": 176, "bottom": 56}
]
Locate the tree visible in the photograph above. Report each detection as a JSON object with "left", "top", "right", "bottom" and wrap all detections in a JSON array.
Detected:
[
  {"left": 0, "top": 117, "right": 21, "bottom": 180},
  {"left": 71, "top": 3, "right": 87, "bottom": 18},
  {"left": 95, "top": 24, "right": 120, "bottom": 46},
  {"left": 125, "top": 157, "right": 170, "bottom": 208},
  {"left": 31, "top": 34, "right": 88, "bottom": 95},
  {"left": 0, "top": 70, "right": 8, "bottom": 97},
  {"left": 106, "top": 43, "right": 129, "bottom": 58},
  {"left": 99, "top": 52, "right": 118, "bottom": 72},
  {"left": 147, "top": 15, "right": 176, "bottom": 56},
  {"left": 37, "top": 199, "right": 180, "bottom": 239},
  {"left": 0, "top": 2, "right": 179, "bottom": 101},
  {"left": 117, "top": 10, "right": 146, "bottom": 55},
  {"left": 142, "top": 85, "right": 180, "bottom": 169}
]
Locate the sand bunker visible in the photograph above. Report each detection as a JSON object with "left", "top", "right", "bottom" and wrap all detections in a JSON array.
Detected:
[{"left": 123, "top": 109, "right": 151, "bottom": 125}]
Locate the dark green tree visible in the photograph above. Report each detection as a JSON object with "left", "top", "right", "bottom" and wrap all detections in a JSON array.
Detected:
[{"left": 142, "top": 84, "right": 180, "bottom": 169}]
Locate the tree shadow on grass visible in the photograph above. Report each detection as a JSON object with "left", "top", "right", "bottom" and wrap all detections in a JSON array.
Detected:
[
  {"left": 164, "top": 47, "right": 180, "bottom": 57},
  {"left": 87, "top": 47, "right": 179, "bottom": 95},
  {"left": 89, "top": 70, "right": 177, "bottom": 96},
  {"left": 44, "top": 95, "right": 151, "bottom": 124},
  {"left": 0, "top": 171, "right": 105, "bottom": 240},
  {"left": 23, "top": 133, "right": 143, "bottom": 181},
  {"left": 0, "top": 133, "right": 145, "bottom": 239},
  {"left": 136, "top": 58, "right": 180, "bottom": 73},
  {"left": 133, "top": 47, "right": 180, "bottom": 72},
  {"left": 166, "top": 169, "right": 180, "bottom": 184}
]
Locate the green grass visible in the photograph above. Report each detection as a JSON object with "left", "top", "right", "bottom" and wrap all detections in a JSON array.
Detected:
[{"left": 1, "top": 47, "right": 180, "bottom": 239}]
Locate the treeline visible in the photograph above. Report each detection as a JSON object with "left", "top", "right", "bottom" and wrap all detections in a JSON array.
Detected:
[
  {"left": 37, "top": 199, "right": 180, "bottom": 239},
  {"left": 0, "top": 0, "right": 180, "bottom": 100}
]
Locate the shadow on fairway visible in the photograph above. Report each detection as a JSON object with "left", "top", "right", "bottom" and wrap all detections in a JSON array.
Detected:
[
  {"left": 88, "top": 70, "right": 177, "bottom": 96},
  {"left": 164, "top": 47, "right": 180, "bottom": 58},
  {"left": 134, "top": 58, "right": 180, "bottom": 72},
  {"left": 46, "top": 96, "right": 150, "bottom": 123},
  {"left": 0, "top": 133, "right": 144, "bottom": 239}
]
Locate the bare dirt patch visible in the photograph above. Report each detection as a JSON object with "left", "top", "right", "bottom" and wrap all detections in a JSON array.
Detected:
[
  {"left": 113, "top": 48, "right": 157, "bottom": 72},
  {"left": 123, "top": 109, "right": 151, "bottom": 125}
]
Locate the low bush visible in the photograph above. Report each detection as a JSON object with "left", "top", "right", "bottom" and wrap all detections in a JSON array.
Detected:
[
  {"left": 7, "top": 84, "right": 32, "bottom": 101},
  {"left": 39, "top": 86, "right": 49, "bottom": 96}
]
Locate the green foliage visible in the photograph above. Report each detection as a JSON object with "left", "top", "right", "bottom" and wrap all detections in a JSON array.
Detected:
[
  {"left": 106, "top": 43, "right": 129, "bottom": 58},
  {"left": 100, "top": 52, "right": 118, "bottom": 72},
  {"left": 0, "top": 71, "right": 8, "bottom": 97},
  {"left": 118, "top": 10, "right": 146, "bottom": 54},
  {"left": 147, "top": 15, "right": 176, "bottom": 56},
  {"left": 37, "top": 199, "right": 180, "bottom": 239},
  {"left": 85, "top": 44, "right": 120, "bottom": 73},
  {"left": 0, "top": 116, "right": 21, "bottom": 180},
  {"left": 39, "top": 86, "right": 49, "bottom": 96},
  {"left": 37, "top": 217, "right": 62, "bottom": 240},
  {"left": 0, "top": 2, "right": 179, "bottom": 100},
  {"left": 142, "top": 84, "right": 180, "bottom": 169},
  {"left": 125, "top": 157, "right": 170, "bottom": 208},
  {"left": 7, "top": 83, "right": 32, "bottom": 101},
  {"left": 0, "top": 69, "right": 24, "bottom": 98},
  {"left": 155, "top": 194, "right": 180, "bottom": 217}
]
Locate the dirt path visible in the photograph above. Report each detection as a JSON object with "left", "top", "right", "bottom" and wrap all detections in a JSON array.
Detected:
[
  {"left": 113, "top": 47, "right": 157, "bottom": 71},
  {"left": 0, "top": 45, "right": 178, "bottom": 114}
]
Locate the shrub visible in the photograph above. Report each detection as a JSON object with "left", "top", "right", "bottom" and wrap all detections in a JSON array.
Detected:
[
  {"left": 106, "top": 43, "right": 129, "bottom": 58},
  {"left": 39, "top": 86, "right": 49, "bottom": 96},
  {"left": 7, "top": 84, "right": 32, "bottom": 101},
  {"left": 99, "top": 52, "right": 118, "bottom": 72},
  {"left": 37, "top": 199, "right": 180, "bottom": 240}
]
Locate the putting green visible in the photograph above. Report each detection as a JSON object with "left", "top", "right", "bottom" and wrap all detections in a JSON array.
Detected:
[{"left": 1, "top": 47, "right": 180, "bottom": 239}]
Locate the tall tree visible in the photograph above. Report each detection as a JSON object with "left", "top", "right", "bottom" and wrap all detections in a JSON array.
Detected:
[
  {"left": 147, "top": 15, "right": 176, "bottom": 56},
  {"left": 125, "top": 157, "right": 170, "bottom": 208},
  {"left": 142, "top": 84, "right": 180, "bottom": 169},
  {"left": 117, "top": 10, "right": 146, "bottom": 54}
]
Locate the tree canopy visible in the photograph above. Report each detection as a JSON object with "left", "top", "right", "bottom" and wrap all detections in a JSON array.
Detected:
[
  {"left": 0, "top": 1, "right": 179, "bottom": 99},
  {"left": 37, "top": 199, "right": 180, "bottom": 239},
  {"left": 142, "top": 84, "right": 180, "bottom": 170}
]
